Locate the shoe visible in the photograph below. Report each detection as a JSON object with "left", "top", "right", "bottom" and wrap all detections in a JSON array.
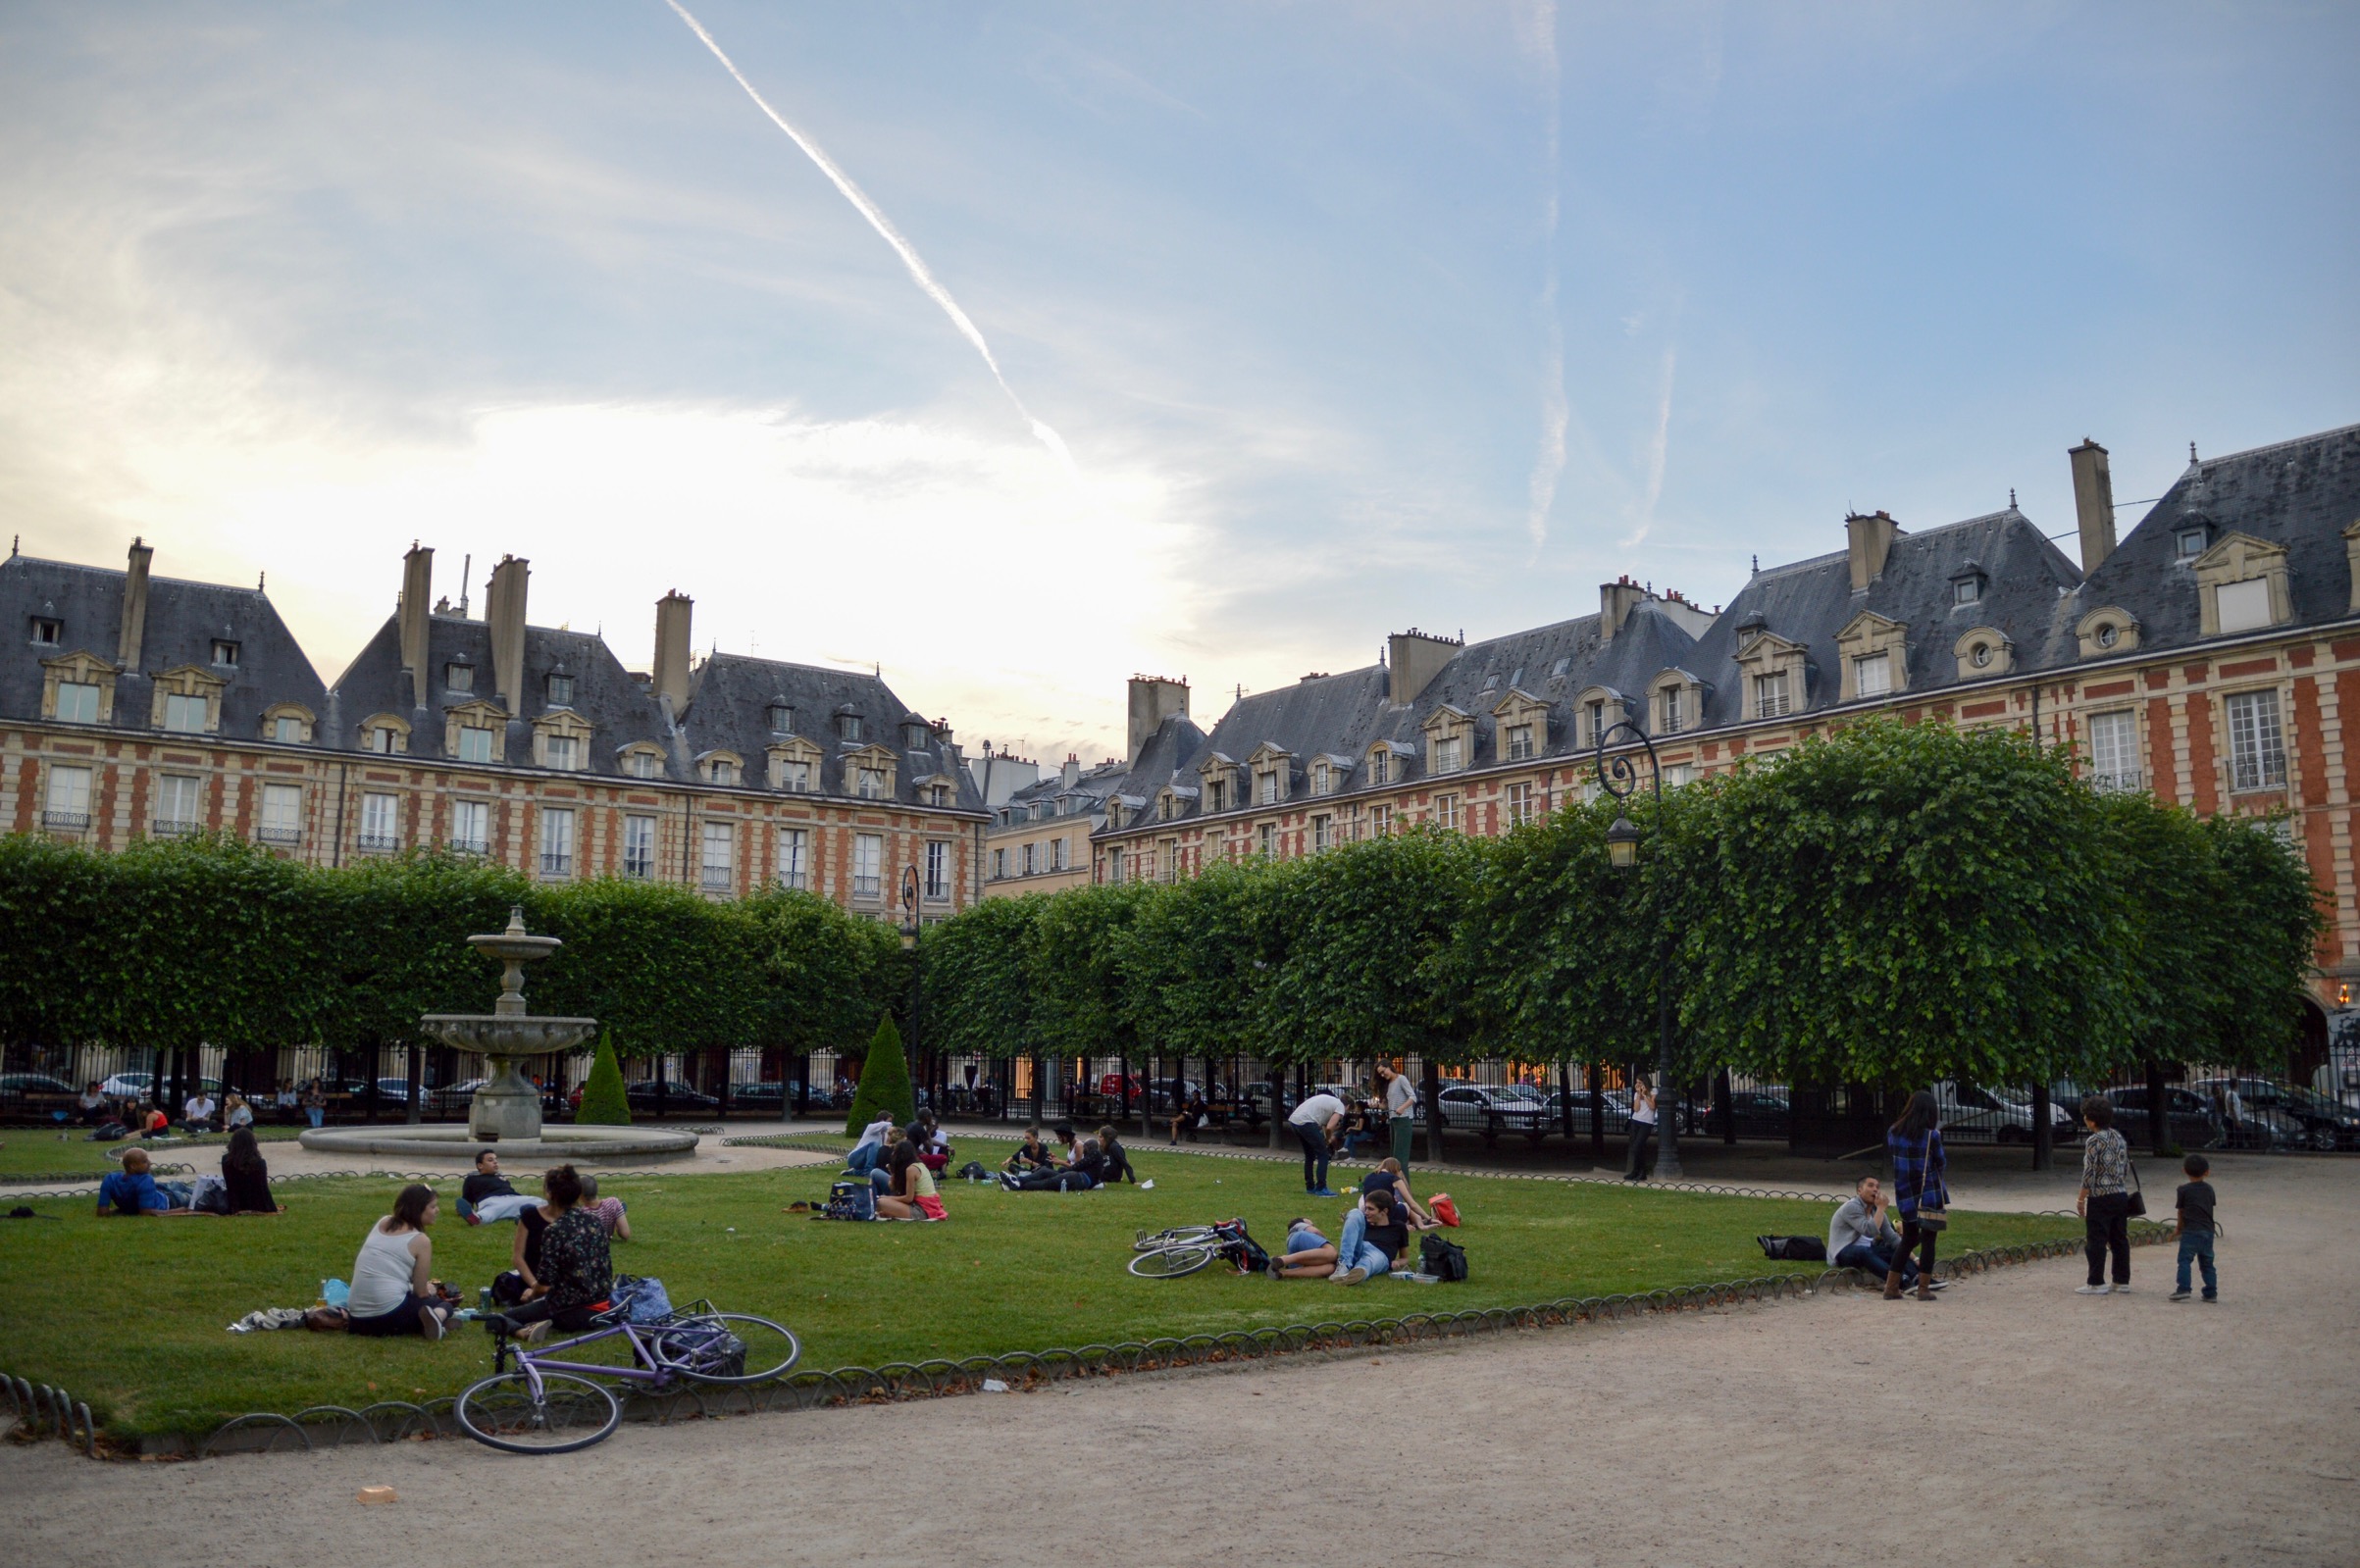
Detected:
[
  {"left": 1332, "top": 1266, "right": 1368, "bottom": 1286},
  {"left": 2074, "top": 1284, "right": 2112, "bottom": 1295},
  {"left": 2202, "top": 1294, "right": 2219, "bottom": 1303},
  {"left": 2168, "top": 1290, "right": 2191, "bottom": 1301},
  {"left": 1881, "top": 1269, "right": 1904, "bottom": 1301},
  {"left": 2113, "top": 1284, "right": 2132, "bottom": 1293},
  {"left": 422, "top": 1306, "right": 448, "bottom": 1341},
  {"left": 1915, "top": 1280, "right": 1937, "bottom": 1301},
  {"left": 1266, "top": 1256, "right": 1283, "bottom": 1281},
  {"left": 1927, "top": 1279, "right": 1951, "bottom": 1291},
  {"left": 1140, "top": 1180, "right": 1154, "bottom": 1190},
  {"left": 1312, "top": 1188, "right": 1339, "bottom": 1198},
  {"left": 1328, "top": 1264, "right": 1351, "bottom": 1280},
  {"left": 517, "top": 1319, "right": 550, "bottom": 1343}
]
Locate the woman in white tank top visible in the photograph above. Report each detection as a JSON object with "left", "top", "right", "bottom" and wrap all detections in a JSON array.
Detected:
[{"left": 342, "top": 1184, "right": 450, "bottom": 1340}]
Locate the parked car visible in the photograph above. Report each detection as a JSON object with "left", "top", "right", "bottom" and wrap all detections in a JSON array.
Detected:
[
  {"left": 2102, "top": 1086, "right": 2226, "bottom": 1150},
  {"left": 567, "top": 1080, "right": 721, "bottom": 1118},
  {"left": 99, "top": 1070, "right": 156, "bottom": 1099},
  {"left": 1435, "top": 1084, "right": 1553, "bottom": 1138},
  {"left": 0, "top": 1072, "right": 82, "bottom": 1123},
  {"left": 1931, "top": 1081, "right": 2075, "bottom": 1145},
  {"left": 1702, "top": 1088, "right": 1791, "bottom": 1139},
  {"left": 2189, "top": 1077, "right": 2360, "bottom": 1151},
  {"left": 427, "top": 1078, "right": 490, "bottom": 1117}
]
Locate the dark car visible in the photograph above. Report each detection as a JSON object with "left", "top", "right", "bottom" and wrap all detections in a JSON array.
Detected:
[
  {"left": 2102, "top": 1086, "right": 2225, "bottom": 1150},
  {"left": 564, "top": 1080, "right": 721, "bottom": 1119},
  {"left": 1703, "top": 1089, "right": 1791, "bottom": 1139},
  {"left": 0, "top": 1072, "right": 82, "bottom": 1123},
  {"left": 2189, "top": 1077, "right": 2360, "bottom": 1151}
]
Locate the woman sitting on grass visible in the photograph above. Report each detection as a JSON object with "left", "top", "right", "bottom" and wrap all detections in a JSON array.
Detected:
[
  {"left": 875, "top": 1138, "right": 949, "bottom": 1221},
  {"left": 1360, "top": 1158, "right": 1437, "bottom": 1230},
  {"left": 1097, "top": 1125, "right": 1143, "bottom": 1186},
  {"left": 1002, "top": 1125, "right": 1057, "bottom": 1174},
  {"left": 337, "top": 1184, "right": 452, "bottom": 1339},
  {"left": 1001, "top": 1132, "right": 1106, "bottom": 1191},
  {"left": 220, "top": 1127, "right": 282, "bottom": 1214},
  {"left": 494, "top": 1165, "right": 613, "bottom": 1340}
]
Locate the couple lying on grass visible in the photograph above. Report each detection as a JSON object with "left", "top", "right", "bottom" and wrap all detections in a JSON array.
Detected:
[
  {"left": 1269, "top": 1162, "right": 1441, "bottom": 1284},
  {"left": 995, "top": 1122, "right": 1142, "bottom": 1192},
  {"left": 93, "top": 1135, "right": 281, "bottom": 1217}
]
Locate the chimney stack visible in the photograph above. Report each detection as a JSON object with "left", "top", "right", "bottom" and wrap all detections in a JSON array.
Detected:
[
  {"left": 486, "top": 555, "right": 530, "bottom": 713},
  {"left": 1599, "top": 577, "right": 1649, "bottom": 641},
  {"left": 1386, "top": 630, "right": 1462, "bottom": 704},
  {"left": 1126, "top": 676, "right": 1190, "bottom": 765},
  {"left": 652, "top": 590, "right": 693, "bottom": 713},
  {"left": 2069, "top": 438, "right": 2117, "bottom": 572},
  {"left": 118, "top": 536, "right": 152, "bottom": 671},
  {"left": 399, "top": 543, "right": 434, "bottom": 710},
  {"left": 1061, "top": 753, "right": 1080, "bottom": 789},
  {"left": 1845, "top": 510, "right": 1901, "bottom": 592}
]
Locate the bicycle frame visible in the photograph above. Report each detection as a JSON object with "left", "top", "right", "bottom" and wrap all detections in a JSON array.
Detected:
[{"left": 497, "top": 1318, "right": 679, "bottom": 1399}]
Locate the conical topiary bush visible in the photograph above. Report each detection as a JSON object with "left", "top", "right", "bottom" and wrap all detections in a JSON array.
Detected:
[
  {"left": 575, "top": 1033, "right": 633, "bottom": 1126},
  {"left": 844, "top": 1014, "right": 914, "bottom": 1136}
]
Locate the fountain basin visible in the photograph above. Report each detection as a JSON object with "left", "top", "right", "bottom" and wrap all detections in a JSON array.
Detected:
[
  {"left": 418, "top": 1013, "right": 599, "bottom": 1141},
  {"left": 298, "top": 1123, "right": 699, "bottom": 1164}
]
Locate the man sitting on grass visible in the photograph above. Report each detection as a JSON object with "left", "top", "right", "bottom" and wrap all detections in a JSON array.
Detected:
[
  {"left": 1328, "top": 1187, "right": 1409, "bottom": 1285},
  {"left": 1001, "top": 1129, "right": 1105, "bottom": 1190},
  {"left": 1267, "top": 1216, "right": 1340, "bottom": 1279},
  {"left": 95, "top": 1146, "right": 195, "bottom": 1216},
  {"left": 1003, "top": 1125, "right": 1058, "bottom": 1175},
  {"left": 1826, "top": 1175, "right": 1940, "bottom": 1290}
]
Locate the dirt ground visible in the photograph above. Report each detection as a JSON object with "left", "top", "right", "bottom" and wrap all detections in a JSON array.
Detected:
[{"left": 7, "top": 1152, "right": 2356, "bottom": 1567}]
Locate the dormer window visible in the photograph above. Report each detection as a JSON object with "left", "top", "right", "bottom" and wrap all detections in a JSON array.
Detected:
[
  {"left": 1311, "top": 761, "right": 1331, "bottom": 795},
  {"left": 1506, "top": 725, "right": 1535, "bottom": 761},
  {"left": 902, "top": 721, "right": 929, "bottom": 749},
  {"left": 1586, "top": 699, "right": 1607, "bottom": 745},
  {"left": 1432, "top": 735, "right": 1463, "bottom": 774},
  {"left": 708, "top": 758, "right": 738, "bottom": 785},
  {"left": 768, "top": 703, "right": 793, "bottom": 733},
  {"left": 626, "top": 750, "right": 662, "bottom": 780},
  {"left": 211, "top": 639, "right": 239, "bottom": 667},
  {"left": 2177, "top": 528, "right": 2208, "bottom": 561},
  {"left": 856, "top": 767, "right": 888, "bottom": 799},
  {"left": 31, "top": 617, "right": 62, "bottom": 645},
  {"left": 2097, "top": 624, "right": 2120, "bottom": 649},
  {"left": 1367, "top": 750, "right": 1391, "bottom": 786},
  {"left": 837, "top": 712, "right": 863, "bottom": 742},
  {"left": 163, "top": 693, "right": 207, "bottom": 733},
  {"left": 273, "top": 716, "right": 303, "bottom": 743},
  {"left": 1206, "top": 777, "right": 1226, "bottom": 813},
  {"left": 1854, "top": 652, "right": 1892, "bottom": 697},
  {"left": 446, "top": 661, "right": 475, "bottom": 693},
  {"left": 1953, "top": 578, "right": 1980, "bottom": 606},
  {"left": 546, "top": 671, "right": 574, "bottom": 707},
  {"left": 1257, "top": 771, "right": 1281, "bottom": 805},
  {"left": 545, "top": 734, "right": 581, "bottom": 772}
]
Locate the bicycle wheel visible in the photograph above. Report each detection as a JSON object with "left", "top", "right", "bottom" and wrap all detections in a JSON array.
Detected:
[
  {"left": 1127, "top": 1243, "right": 1215, "bottom": 1279},
  {"left": 1133, "top": 1225, "right": 1218, "bottom": 1252},
  {"left": 454, "top": 1370, "right": 621, "bottom": 1454},
  {"left": 649, "top": 1313, "right": 801, "bottom": 1385}
]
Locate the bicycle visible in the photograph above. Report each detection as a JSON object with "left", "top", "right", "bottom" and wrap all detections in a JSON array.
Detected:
[
  {"left": 1126, "top": 1219, "right": 1260, "bottom": 1279},
  {"left": 454, "top": 1298, "right": 801, "bottom": 1454}
]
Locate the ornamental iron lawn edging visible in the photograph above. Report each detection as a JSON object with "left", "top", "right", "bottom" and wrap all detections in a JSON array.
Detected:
[{"left": 0, "top": 1221, "right": 2172, "bottom": 1459}]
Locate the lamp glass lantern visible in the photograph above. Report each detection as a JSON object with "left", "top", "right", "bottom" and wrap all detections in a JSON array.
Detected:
[{"left": 1605, "top": 815, "right": 1641, "bottom": 871}]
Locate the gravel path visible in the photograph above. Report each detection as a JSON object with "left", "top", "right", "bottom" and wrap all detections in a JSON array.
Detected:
[{"left": 6, "top": 1155, "right": 2354, "bottom": 1566}]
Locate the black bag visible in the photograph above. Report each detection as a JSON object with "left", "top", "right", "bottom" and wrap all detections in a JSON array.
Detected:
[
  {"left": 1212, "top": 1217, "right": 1270, "bottom": 1274},
  {"left": 956, "top": 1161, "right": 991, "bottom": 1183},
  {"left": 2126, "top": 1160, "right": 2146, "bottom": 1218},
  {"left": 1756, "top": 1235, "right": 1827, "bottom": 1262},
  {"left": 1419, "top": 1233, "right": 1468, "bottom": 1282}
]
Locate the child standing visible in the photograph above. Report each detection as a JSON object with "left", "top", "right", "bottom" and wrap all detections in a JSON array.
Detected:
[{"left": 2171, "top": 1152, "right": 2219, "bottom": 1303}]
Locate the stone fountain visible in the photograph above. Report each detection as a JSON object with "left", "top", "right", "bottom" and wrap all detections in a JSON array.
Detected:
[{"left": 298, "top": 907, "right": 697, "bottom": 1164}]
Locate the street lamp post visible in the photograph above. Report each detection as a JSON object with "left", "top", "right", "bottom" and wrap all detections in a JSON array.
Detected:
[
  {"left": 899, "top": 867, "right": 926, "bottom": 1111},
  {"left": 1594, "top": 718, "right": 1682, "bottom": 1182}
]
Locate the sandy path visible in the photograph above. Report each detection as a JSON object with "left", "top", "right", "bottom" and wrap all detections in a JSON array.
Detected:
[{"left": 6, "top": 1155, "right": 2355, "bottom": 1566}]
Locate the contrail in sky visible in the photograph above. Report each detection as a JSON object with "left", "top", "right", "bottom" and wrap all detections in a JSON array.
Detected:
[
  {"left": 662, "top": 0, "right": 1077, "bottom": 476},
  {"left": 1516, "top": 0, "right": 1565, "bottom": 556}
]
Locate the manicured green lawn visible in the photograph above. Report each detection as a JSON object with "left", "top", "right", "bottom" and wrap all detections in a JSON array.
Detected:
[
  {"left": 0, "top": 1125, "right": 300, "bottom": 1180},
  {"left": 0, "top": 1148, "right": 2081, "bottom": 1439}
]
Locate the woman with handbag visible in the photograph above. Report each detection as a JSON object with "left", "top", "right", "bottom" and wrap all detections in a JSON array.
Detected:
[
  {"left": 2075, "top": 1094, "right": 2136, "bottom": 1294},
  {"left": 1884, "top": 1090, "right": 1947, "bottom": 1302}
]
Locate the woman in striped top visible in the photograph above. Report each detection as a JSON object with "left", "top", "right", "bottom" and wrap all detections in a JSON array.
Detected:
[{"left": 1884, "top": 1090, "right": 1948, "bottom": 1302}]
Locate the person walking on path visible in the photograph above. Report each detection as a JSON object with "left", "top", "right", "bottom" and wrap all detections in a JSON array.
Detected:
[
  {"left": 2171, "top": 1152, "right": 2219, "bottom": 1303},
  {"left": 1623, "top": 1078, "right": 1659, "bottom": 1182},
  {"left": 2076, "top": 1094, "right": 2134, "bottom": 1296},
  {"left": 1883, "top": 1090, "right": 1947, "bottom": 1302},
  {"left": 1288, "top": 1089, "right": 1347, "bottom": 1196},
  {"left": 1380, "top": 1065, "right": 1416, "bottom": 1167}
]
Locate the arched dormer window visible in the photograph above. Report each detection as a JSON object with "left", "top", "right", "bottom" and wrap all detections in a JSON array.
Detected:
[
  {"left": 1571, "top": 686, "right": 1629, "bottom": 748},
  {"left": 1647, "top": 671, "right": 1704, "bottom": 736},
  {"left": 698, "top": 749, "right": 744, "bottom": 786},
  {"left": 1953, "top": 629, "right": 2014, "bottom": 679}
]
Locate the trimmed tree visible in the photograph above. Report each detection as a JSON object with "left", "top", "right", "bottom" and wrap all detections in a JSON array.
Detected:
[
  {"left": 845, "top": 1013, "right": 915, "bottom": 1135},
  {"left": 576, "top": 1033, "right": 633, "bottom": 1125}
]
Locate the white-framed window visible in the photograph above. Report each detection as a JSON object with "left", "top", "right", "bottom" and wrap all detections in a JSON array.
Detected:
[
  {"left": 2177, "top": 528, "right": 2207, "bottom": 561},
  {"left": 1257, "top": 771, "right": 1281, "bottom": 805},
  {"left": 210, "top": 639, "right": 239, "bottom": 667},
  {"left": 2087, "top": 710, "right": 2140, "bottom": 793},
  {"left": 539, "top": 807, "right": 576, "bottom": 879},
  {"left": 545, "top": 734, "right": 582, "bottom": 772},
  {"left": 2226, "top": 690, "right": 2287, "bottom": 791},
  {"left": 837, "top": 712, "right": 864, "bottom": 742},
  {"left": 701, "top": 822, "right": 734, "bottom": 890},
  {"left": 625, "top": 750, "right": 661, "bottom": 780},
  {"left": 1257, "top": 823, "right": 1275, "bottom": 856},
  {"left": 1310, "top": 762, "right": 1331, "bottom": 795},
  {"left": 449, "top": 798, "right": 489, "bottom": 854},
  {"left": 1022, "top": 841, "right": 1039, "bottom": 877},
  {"left": 1854, "top": 653, "right": 1891, "bottom": 699},
  {"left": 1433, "top": 735, "right": 1463, "bottom": 774},
  {"left": 1954, "top": 578, "right": 1980, "bottom": 606},
  {"left": 1435, "top": 793, "right": 1461, "bottom": 832},
  {"left": 1312, "top": 814, "right": 1331, "bottom": 852},
  {"left": 44, "top": 763, "right": 92, "bottom": 829},
  {"left": 272, "top": 715, "right": 303, "bottom": 743},
  {"left": 1367, "top": 752, "right": 1390, "bottom": 786},
  {"left": 456, "top": 726, "right": 494, "bottom": 764},
  {"left": 1049, "top": 836, "right": 1067, "bottom": 872},
  {"left": 163, "top": 692, "right": 207, "bottom": 733},
  {"left": 1753, "top": 672, "right": 1791, "bottom": 719},
  {"left": 1507, "top": 724, "right": 1535, "bottom": 761},
  {"left": 1659, "top": 687, "right": 1683, "bottom": 735},
  {"left": 30, "top": 617, "right": 62, "bottom": 645},
  {"left": 925, "top": 839, "right": 950, "bottom": 900},
  {"left": 623, "top": 814, "right": 657, "bottom": 879},
  {"left": 706, "top": 758, "right": 738, "bottom": 785},
  {"left": 991, "top": 846, "right": 1008, "bottom": 880},
  {"left": 851, "top": 833, "right": 883, "bottom": 897},
  {"left": 777, "top": 827, "right": 810, "bottom": 890},
  {"left": 54, "top": 681, "right": 100, "bottom": 724},
  {"left": 2216, "top": 579, "right": 2273, "bottom": 634},
  {"left": 1107, "top": 847, "right": 1126, "bottom": 885},
  {"left": 1507, "top": 782, "right": 1535, "bottom": 828},
  {"left": 365, "top": 725, "right": 396, "bottom": 755},
  {"left": 259, "top": 783, "right": 302, "bottom": 844},
  {"left": 856, "top": 768, "right": 888, "bottom": 800},
  {"left": 155, "top": 774, "right": 202, "bottom": 834},
  {"left": 1370, "top": 804, "right": 1392, "bottom": 837},
  {"left": 1586, "top": 700, "right": 1608, "bottom": 747},
  {"left": 1665, "top": 763, "right": 1697, "bottom": 788},
  {"left": 359, "top": 791, "right": 400, "bottom": 852}
]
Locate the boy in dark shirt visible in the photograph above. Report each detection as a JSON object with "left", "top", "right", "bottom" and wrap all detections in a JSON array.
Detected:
[
  {"left": 2171, "top": 1152, "right": 2219, "bottom": 1303},
  {"left": 462, "top": 1150, "right": 518, "bottom": 1217}
]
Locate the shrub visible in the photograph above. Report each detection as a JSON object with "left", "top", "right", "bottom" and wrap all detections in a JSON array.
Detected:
[
  {"left": 575, "top": 1034, "right": 632, "bottom": 1125},
  {"left": 845, "top": 1014, "right": 914, "bottom": 1135}
]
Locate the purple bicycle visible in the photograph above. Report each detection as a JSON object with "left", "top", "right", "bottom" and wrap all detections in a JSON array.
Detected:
[{"left": 455, "top": 1299, "right": 800, "bottom": 1454}]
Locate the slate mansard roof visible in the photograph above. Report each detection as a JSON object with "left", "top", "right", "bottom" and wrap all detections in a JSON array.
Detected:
[
  {"left": 680, "top": 651, "right": 984, "bottom": 810},
  {"left": 3, "top": 550, "right": 327, "bottom": 737},
  {"left": 1102, "top": 420, "right": 2360, "bottom": 832}
]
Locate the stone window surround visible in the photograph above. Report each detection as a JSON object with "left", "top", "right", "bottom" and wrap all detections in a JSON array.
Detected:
[
  {"left": 1571, "top": 685, "right": 1630, "bottom": 749},
  {"left": 695, "top": 747, "right": 745, "bottom": 786},
  {"left": 1197, "top": 752, "right": 1242, "bottom": 813},
  {"left": 260, "top": 701, "right": 316, "bottom": 743},
  {"left": 2214, "top": 678, "right": 2295, "bottom": 798},
  {"left": 443, "top": 699, "right": 508, "bottom": 764},
  {"left": 1732, "top": 631, "right": 1808, "bottom": 720},
  {"left": 1421, "top": 703, "right": 1474, "bottom": 776},
  {"left": 2075, "top": 607, "right": 2142, "bottom": 660},
  {"left": 619, "top": 741, "right": 668, "bottom": 780},
  {"left": 359, "top": 711, "right": 414, "bottom": 755},
  {"left": 148, "top": 664, "right": 227, "bottom": 734},
  {"left": 533, "top": 709, "right": 595, "bottom": 772},
  {"left": 1834, "top": 611, "right": 1909, "bottom": 703},
  {"left": 843, "top": 741, "right": 899, "bottom": 799},
  {"left": 2192, "top": 532, "right": 2291, "bottom": 637},
  {"left": 1249, "top": 742, "right": 1294, "bottom": 805},
  {"left": 767, "top": 735, "right": 822, "bottom": 791},
  {"left": 1952, "top": 627, "right": 2015, "bottom": 680},
  {"left": 1491, "top": 688, "right": 1549, "bottom": 758},
  {"left": 1645, "top": 670, "right": 1704, "bottom": 736},
  {"left": 39, "top": 650, "right": 118, "bottom": 724}
]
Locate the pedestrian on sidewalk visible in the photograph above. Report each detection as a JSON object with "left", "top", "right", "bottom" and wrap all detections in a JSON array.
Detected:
[
  {"left": 2076, "top": 1094, "right": 2134, "bottom": 1295},
  {"left": 2170, "top": 1152, "right": 2218, "bottom": 1303},
  {"left": 1623, "top": 1077, "right": 1658, "bottom": 1182},
  {"left": 1883, "top": 1090, "right": 1947, "bottom": 1302}
]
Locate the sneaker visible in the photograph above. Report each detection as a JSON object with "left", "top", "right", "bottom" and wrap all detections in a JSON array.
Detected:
[
  {"left": 1312, "top": 1188, "right": 1339, "bottom": 1198},
  {"left": 1332, "top": 1266, "right": 1368, "bottom": 1286},
  {"left": 2168, "top": 1290, "right": 2191, "bottom": 1302},
  {"left": 2113, "top": 1285, "right": 2132, "bottom": 1293},
  {"left": 1328, "top": 1264, "right": 1351, "bottom": 1280},
  {"left": 1266, "top": 1256, "right": 1284, "bottom": 1281},
  {"left": 1927, "top": 1279, "right": 1951, "bottom": 1291},
  {"left": 2202, "top": 1293, "right": 2219, "bottom": 1303},
  {"left": 1140, "top": 1180, "right": 1154, "bottom": 1190},
  {"left": 422, "top": 1306, "right": 448, "bottom": 1341},
  {"left": 2074, "top": 1284, "right": 2112, "bottom": 1295}
]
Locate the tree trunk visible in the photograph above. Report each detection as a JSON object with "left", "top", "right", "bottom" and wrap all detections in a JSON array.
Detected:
[
  {"left": 1715, "top": 1067, "right": 1736, "bottom": 1146},
  {"left": 1589, "top": 1060, "right": 1608, "bottom": 1165},
  {"left": 2030, "top": 1081, "right": 2053, "bottom": 1171},
  {"left": 1266, "top": 1060, "right": 1287, "bottom": 1151}
]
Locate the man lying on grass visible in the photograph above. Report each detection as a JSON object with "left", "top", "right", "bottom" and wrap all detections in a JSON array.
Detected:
[{"left": 94, "top": 1146, "right": 196, "bottom": 1216}]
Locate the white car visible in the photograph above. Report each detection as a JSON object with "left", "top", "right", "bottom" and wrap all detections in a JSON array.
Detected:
[{"left": 100, "top": 1071, "right": 155, "bottom": 1098}]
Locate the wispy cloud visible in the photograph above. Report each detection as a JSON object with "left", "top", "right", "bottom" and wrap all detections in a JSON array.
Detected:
[
  {"left": 662, "top": 0, "right": 1077, "bottom": 476},
  {"left": 1516, "top": 0, "right": 1565, "bottom": 557},
  {"left": 1622, "top": 343, "right": 1678, "bottom": 548}
]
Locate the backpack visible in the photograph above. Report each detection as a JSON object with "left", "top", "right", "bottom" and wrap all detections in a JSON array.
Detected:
[
  {"left": 1419, "top": 1233, "right": 1468, "bottom": 1282},
  {"left": 188, "top": 1175, "right": 231, "bottom": 1215},
  {"left": 823, "top": 1180, "right": 877, "bottom": 1221},
  {"left": 956, "top": 1161, "right": 991, "bottom": 1183},
  {"left": 1211, "top": 1217, "right": 1269, "bottom": 1274},
  {"left": 609, "top": 1274, "right": 673, "bottom": 1323},
  {"left": 1756, "top": 1235, "right": 1827, "bottom": 1262}
]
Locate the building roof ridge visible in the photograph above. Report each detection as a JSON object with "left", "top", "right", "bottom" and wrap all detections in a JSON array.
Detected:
[{"left": 2191, "top": 419, "right": 2360, "bottom": 468}]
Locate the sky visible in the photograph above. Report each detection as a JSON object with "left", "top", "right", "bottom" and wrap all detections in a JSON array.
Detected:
[{"left": 3, "top": 2, "right": 2354, "bottom": 766}]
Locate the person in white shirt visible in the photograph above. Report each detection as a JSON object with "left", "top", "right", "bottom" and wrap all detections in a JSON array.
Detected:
[
  {"left": 1380, "top": 1065, "right": 1418, "bottom": 1166},
  {"left": 183, "top": 1091, "right": 218, "bottom": 1133},
  {"left": 1622, "top": 1078, "right": 1658, "bottom": 1182},
  {"left": 846, "top": 1114, "right": 897, "bottom": 1179},
  {"left": 1287, "top": 1092, "right": 1347, "bottom": 1196}
]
